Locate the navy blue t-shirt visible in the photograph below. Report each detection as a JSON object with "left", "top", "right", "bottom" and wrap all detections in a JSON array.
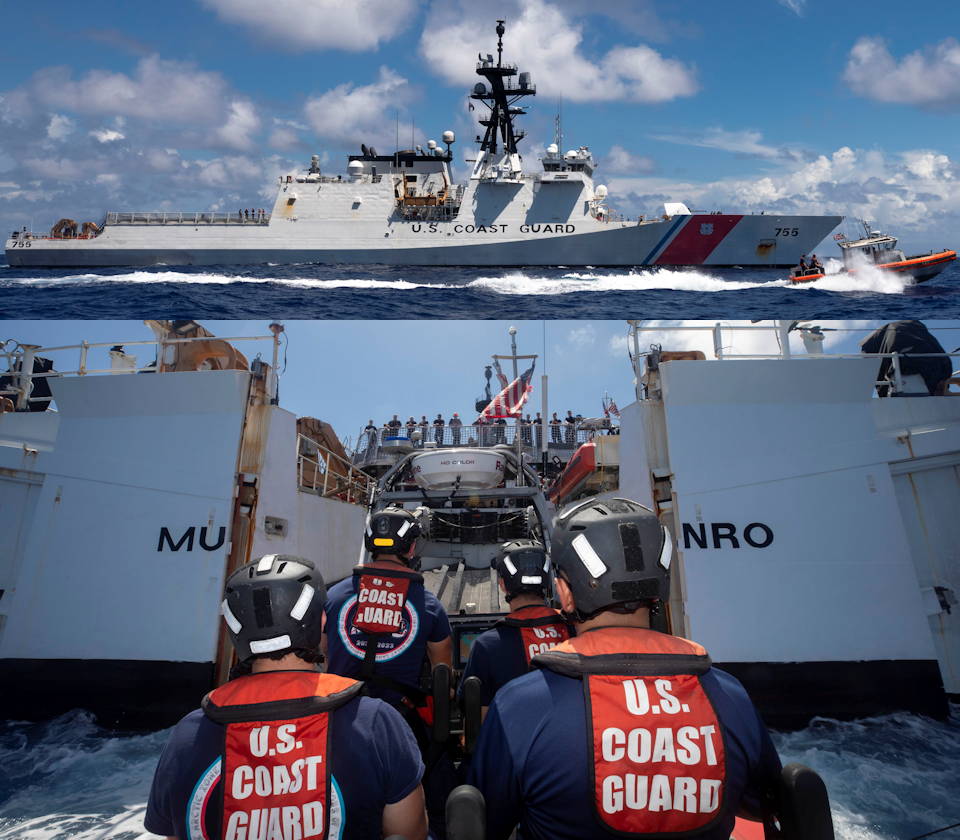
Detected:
[
  {"left": 323, "top": 571, "right": 451, "bottom": 704},
  {"left": 469, "top": 661, "right": 781, "bottom": 840},
  {"left": 145, "top": 689, "right": 423, "bottom": 840},
  {"left": 458, "top": 623, "right": 528, "bottom": 706}
]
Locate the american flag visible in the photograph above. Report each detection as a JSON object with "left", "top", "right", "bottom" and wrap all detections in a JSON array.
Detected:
[
  {"left": 603, "top": 398, "right": 621, "bottom": 418},
  {"left": 478, "top": 361, "right": 535, "bottom": 420},
  {"left": 834, "top": 233, "right": 846, "bottom": 241}
]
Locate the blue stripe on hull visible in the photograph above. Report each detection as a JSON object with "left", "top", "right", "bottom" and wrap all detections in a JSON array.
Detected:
[{"left": 640, "top": 216, "right": 687, "bottom": 265}]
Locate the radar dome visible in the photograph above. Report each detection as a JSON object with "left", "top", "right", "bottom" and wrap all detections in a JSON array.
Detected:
[
  {"left": 427, "top": 139, "right": 437, "bottom": 150},
  {"left": 442, "top": 130, "right": 456, "bottom": 144},
  {"left": 565, "top": 149, "right": 577, "bottom": 159},
  {"left": 348, "top": 160, "right": 364, "bottom": 176},
  {"left": 473, "top": 83, "right": 487, "bottom": 96},
  {"left": 594, "top": 184, "right": 608, "bottom": 200},
  {"left": 546, "top": 143, "right": 559, "bottom": 155}
]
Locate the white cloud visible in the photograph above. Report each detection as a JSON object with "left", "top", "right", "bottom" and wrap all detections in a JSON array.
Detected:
[
  {"left": 29, "top": 56, "right": 233, "bottom": 124},
  {"left": 90, "top": 128, "right": 125, "bottom": 143},
  {"left": 608, "top": 144, "right": 960, "bottom": 249},
  {"left": 568, "top": 324, "right": 596, "bottom": 347},
  {"left": 604, "top": 145, "right": 656, "bottom": 175},
  {"left": 420, "top": 0, "right": 698, "bottom": 104},
  {"left": 778, "top": 0, "right": 805, "bottom": 15},
  {"left": 304, "top": 67, "right": 411, "bottom": 146},
  {"left": 215, "top": 100, "right": 261, "bottom": 150},
  {"left": 200, "top": 0, "right": 417, "bottom": 51},
  {"left": 844, "top": 36, "right": 960, "bottom": 109},
  {"left": 650, "top": 127, "right": 807, "bottom": 162},
  {"left": 46, "top": 114, "right": 74, "bottom": 140}
]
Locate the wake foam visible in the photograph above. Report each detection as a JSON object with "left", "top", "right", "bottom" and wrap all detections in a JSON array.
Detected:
[
  {"left": 466, "top": 269, "right": 772, "bottom": 295},
  {"left": 2, "top": 265, "right": 912, "bottom": 294}
]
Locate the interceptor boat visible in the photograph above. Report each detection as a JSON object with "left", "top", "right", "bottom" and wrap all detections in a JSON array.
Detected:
[
  {"left": 789, "top": 222, "right": 956, "bottom": 284},
  {"left": 5, "top": 21, "right": 841, "bottom": 269}
]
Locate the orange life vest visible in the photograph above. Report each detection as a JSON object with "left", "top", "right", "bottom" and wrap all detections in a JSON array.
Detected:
[
  {"left": 501, "top": 604, "right": 573, "bottom": 667},
  {"left": 534, "top": 627, "right": 727, "bottom": 836},
  {"left": 202, "top": 670, "right": 362, "bottom": 840}
]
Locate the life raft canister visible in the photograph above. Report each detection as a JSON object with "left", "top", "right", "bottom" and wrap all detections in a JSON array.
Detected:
[
  {"left": 351, "top": 565, "right": 422, "bottom": 635},
  {"left": 534, "top": 628, "right": 727, "bottom": 836},
  {"left": 500, "top": 604, "right": 573, "bottom": 666},
  {"left": 203, "top": 670, "right": 363, "bottom": 840}
]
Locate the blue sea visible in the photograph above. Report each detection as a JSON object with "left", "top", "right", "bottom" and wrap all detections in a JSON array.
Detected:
[
  {"left": 1, "top": 707, "right": 958, "bottom": 839},
  {"left": 2, "top": 259, "right": 959, "bottom": 319}
]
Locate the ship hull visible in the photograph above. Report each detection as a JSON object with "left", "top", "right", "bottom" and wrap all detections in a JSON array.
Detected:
[{"left": 6, "top": 212, "right": 842, "bottom": 269}]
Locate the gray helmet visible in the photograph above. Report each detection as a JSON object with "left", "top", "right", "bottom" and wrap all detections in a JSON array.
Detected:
[
  {"left": 221, "top": 554, "right": 326, "bottom": 663},
  {"left": 495, "top": 539, "right": 550, "bottom": 601},
  {"left": 364, "top": 506, "right": 421, "bottom": 559},
  {"left": 551, "top": 498, "right": 672, "bottom": 620}
]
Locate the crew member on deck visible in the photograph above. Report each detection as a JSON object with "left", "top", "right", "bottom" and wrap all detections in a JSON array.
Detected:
[
  {"left": 433, "top": 413, "right": 445, "bottom": 444},
  {"left": 145, "top": 554, "right": 427, "bottom": 840},
  {"left": 469, "top": 499, "right": 782, "bottom": 840},
  {"left": 449, "top": 412, "right": 463, "bottom": 445},
  {"left": 459, "top": 540, "right": 571, "bottom": 718}
]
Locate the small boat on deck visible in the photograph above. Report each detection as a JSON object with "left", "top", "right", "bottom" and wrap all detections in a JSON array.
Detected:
[{"left": 789, "top": 222, "right": 955, "bottom": 284}]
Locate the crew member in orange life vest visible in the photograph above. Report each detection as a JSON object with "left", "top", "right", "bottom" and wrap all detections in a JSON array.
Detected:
[
  {"left": 145, "top": 554, "right": 428, "bottom": 840},
  {"left": 458, "top": 539, "right": 571, "bottom": 717},
  {"left": 322, "top": 507, "right": 453, "bottom": 708},
  {"left": 469, "top": 500, "right": 782, "bottom": 840}
]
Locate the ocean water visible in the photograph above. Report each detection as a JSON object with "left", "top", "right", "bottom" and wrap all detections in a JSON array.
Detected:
[
  {"left": 1, "top": 260, "right": 959, "bottom": 319},
  {"left": 1, "top": 707, "right": 957, "bottom": 840}
]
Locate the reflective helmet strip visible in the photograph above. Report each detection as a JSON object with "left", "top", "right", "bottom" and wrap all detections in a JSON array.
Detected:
[
  {"left": 222, "top": 600, "right": 242, "bottom": 634},
  {"left": 502, "top": 556, "right": 518, "bottom": 576},
  {"left": 289, "top": 584, "right": 315, "bottom": 621},
  {"left": 572, "top": 533, "right": 608, "bottom": 578},
  {"left": 249, "top": 634, "right": 292, "bottom": 654}
]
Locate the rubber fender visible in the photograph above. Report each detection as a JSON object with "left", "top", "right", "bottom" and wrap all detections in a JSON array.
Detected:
[
  {"left": 461, "top": 676, "right": 482, "bottom": 756},
  {"left": 777, "top": 763, "right": 834, "bottom": 840},
  {"left": 432, "top": 664, "right": 451, "bottom": 743},
  {"left": 446, "top": 784, "right": 486, "bottom": 840}
]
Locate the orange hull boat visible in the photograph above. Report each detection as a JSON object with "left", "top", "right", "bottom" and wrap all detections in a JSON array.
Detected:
[{"left": 790, "top": 249, "right": 956, "bottom": 284}]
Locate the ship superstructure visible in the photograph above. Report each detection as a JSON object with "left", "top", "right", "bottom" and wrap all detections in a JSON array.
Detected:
[{"left": 5, "top": 22, "right": 841, "bottom": 269}]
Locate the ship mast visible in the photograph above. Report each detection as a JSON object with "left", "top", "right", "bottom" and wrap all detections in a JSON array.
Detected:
[{"left": 470, "top": 20, "right": 536, "bottom": 178}]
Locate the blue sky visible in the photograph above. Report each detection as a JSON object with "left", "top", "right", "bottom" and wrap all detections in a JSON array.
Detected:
[
  {"left": 1, "top": 0, "right": 959, "bottom": 250},
  {"left": 5, "top": 319, "right": 959, "bottom": 445}
]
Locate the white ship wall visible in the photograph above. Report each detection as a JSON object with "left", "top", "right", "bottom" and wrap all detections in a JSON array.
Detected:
[
  {"left": 249, "top": 406, "right": 366, "bottom": 584},
  {"left": 623, "top": 358, "right": 948, "bottom": 666},
  {"left": 0, "top": 371, "right": 249, "bottom": 664}
]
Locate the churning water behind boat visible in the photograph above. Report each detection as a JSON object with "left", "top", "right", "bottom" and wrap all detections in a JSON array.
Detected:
[
  {"left": 1, "top": 706, "right": 958, "bottom": 840},
  {"left": 2, "top": 261, "right": 960, "bottom": 319}
]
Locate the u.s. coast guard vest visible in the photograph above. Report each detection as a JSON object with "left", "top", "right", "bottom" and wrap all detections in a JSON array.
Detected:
[
  {"left": 534, "top": 628, "right": 727, "bottom": 836},
  {"left": 202, "top": 670, "right": 362, "bottom": 840},
  {"left": 500, "top": 604, "right": 573, "bottom": 667}
]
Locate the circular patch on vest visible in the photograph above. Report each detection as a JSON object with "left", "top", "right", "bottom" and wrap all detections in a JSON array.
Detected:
[{"left": 337, "top": 595, "right": 420, "bottom": 662}]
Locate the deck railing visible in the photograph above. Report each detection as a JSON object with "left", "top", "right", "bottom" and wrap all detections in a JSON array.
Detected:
[
  {"left": 352, "top": 422, "right": 604, "bottom": 463},
  {"left": 297, "top": 433, "right": 375, "bottom": 505},
  {"left": 105, "top": 211, "right": 271, "bottom": 226},
  {"left": 626, "top": 322, "right": 960, "bottom": 400},
  {"left": 0, "top": 332, "right": 280, "bottom": 410}
]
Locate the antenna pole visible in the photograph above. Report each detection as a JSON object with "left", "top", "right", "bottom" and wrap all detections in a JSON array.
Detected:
[{"left": 496, "top": 19, "right": 504, "bottom": 67}]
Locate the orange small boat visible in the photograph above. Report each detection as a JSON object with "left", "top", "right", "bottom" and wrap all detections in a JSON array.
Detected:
[{"left": 789, "top": 222, "right": 956, "bottom": 284}]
